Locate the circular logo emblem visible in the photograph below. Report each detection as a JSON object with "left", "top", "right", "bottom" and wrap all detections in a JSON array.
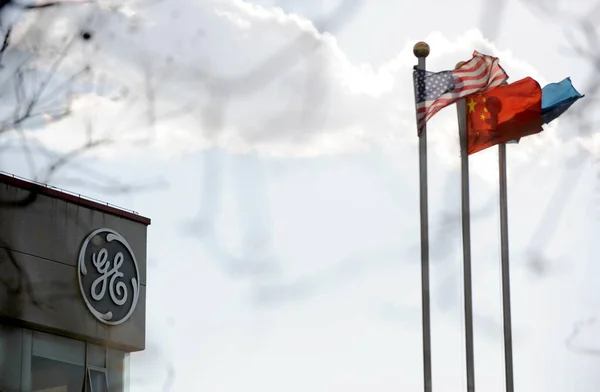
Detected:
[{"left": 77, "top": 228, "right": 140, "bottom": 325}]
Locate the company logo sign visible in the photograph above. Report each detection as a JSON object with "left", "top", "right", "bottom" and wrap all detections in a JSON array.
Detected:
[{"left": 77, "top": 228, "right": 140, "bottom": 325}]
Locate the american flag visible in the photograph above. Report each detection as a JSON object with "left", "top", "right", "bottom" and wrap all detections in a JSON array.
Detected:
[{"left": 413, "top": 51, "right": 508, "bottom": 134}]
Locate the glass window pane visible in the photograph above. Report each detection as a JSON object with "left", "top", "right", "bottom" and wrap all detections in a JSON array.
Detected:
[
  {"left": 87, "top": 344, "right": 106, "bottom": 368},
  {"left": 107, "top": 349, "right": 128, "bottom": 392},
  {"left": 31, "top": 354, "right": 85, "bottom": 392},
  {"left": 31, "top": 332, "right": 86, "bottom": 392},
  {"left": 0, "top": 325, "right": 24, "bottom": 392},
  {"left": 88, "top": 368, "right": 108, "bottom": 392},
  {"left": 32, "top": 332, "right": 85, "bottom": 366}
]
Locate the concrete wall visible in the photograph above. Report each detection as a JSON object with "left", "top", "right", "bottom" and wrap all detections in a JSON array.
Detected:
[{"left": 0, "top": 180, "right": 148, "bottom": 352}]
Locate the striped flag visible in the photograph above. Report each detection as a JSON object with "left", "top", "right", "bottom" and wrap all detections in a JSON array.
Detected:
[{"left": 413, "top": 51, "right": 508, "bottom": 134}]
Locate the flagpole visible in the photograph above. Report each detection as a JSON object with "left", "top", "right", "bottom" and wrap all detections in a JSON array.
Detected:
[
  {"left": 413, "top": 41, "right": 432, "bottom": 392},
  {"left": 455, "top": 61, "right": 476, "bottom": 392},
  {"left": 498, "top": 142, "right": 514, "bottom": 392}
]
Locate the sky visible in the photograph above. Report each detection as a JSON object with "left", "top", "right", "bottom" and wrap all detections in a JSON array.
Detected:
[{"left": 1, "top": 0, "right": 600, "bottom": 391}]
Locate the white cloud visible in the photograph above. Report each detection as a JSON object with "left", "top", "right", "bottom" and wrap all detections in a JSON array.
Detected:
[{"left": 0, "top": 0, "right": 579, "bottom": 165}]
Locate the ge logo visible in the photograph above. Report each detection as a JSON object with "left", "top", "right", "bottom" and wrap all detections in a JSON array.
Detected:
[{"left": 77, "top": 228, "right": 140, "bottom": 325}]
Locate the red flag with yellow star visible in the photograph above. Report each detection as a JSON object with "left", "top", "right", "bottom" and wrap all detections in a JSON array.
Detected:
[{"left": 466, "top": 77, "right": 543, "bottom": 154}]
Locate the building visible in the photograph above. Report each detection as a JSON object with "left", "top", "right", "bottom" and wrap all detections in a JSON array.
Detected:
[{"left": 0, "top": 172, "right": 150, "bottom": 392}]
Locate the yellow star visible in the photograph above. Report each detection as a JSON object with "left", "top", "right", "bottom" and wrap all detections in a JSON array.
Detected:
[
  {"left": 467, "top": 98, "right": 477, "bottom": 113},
  {"left": 480, "top": 113, "right": 486, "bottom": 120},
  {"left": 482, "top": 97, "right": 487, "bottom": 103},
  {"left": 484, "top": 107, "right": 488, "bottom": 113}
]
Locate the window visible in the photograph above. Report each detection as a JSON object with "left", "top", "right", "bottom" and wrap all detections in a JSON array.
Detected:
[
  {"left": 31, "top": 356, "right": 85, "bottom": 392},
  {"left": 31, "top": 332, "right": 85, "bottom": 392},
  {"left": 0, "top": 327, "right": 126, "bottom": 392},
  {"left": 0, "top": 326, "right": 28, "bottom": 392},
  {"left": 107, "top": 348, "right": 128, "bottom": 392},
  {"left": 87, "top": 367, "right": 108, "bottom": 392},
  {"left": 87, "top": 344, "right": 106, "bottom": 369}
]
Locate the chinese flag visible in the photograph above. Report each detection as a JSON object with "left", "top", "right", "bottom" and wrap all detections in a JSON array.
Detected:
[{"left": 466, "top": 77, "right": 543, "bottom": 155}]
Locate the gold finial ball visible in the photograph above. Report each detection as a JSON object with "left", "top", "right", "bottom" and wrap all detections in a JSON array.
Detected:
[
  {"left": 413, "top": 41, "right": 430, "bottom": 58},
  {"left": 455, "top": 61, "right": 466, "bottom": 69}
]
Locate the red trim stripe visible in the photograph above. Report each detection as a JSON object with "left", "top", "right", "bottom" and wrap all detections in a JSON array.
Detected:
[{"left": 0, "top": 173, "right": 151, "bottom": 226}]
